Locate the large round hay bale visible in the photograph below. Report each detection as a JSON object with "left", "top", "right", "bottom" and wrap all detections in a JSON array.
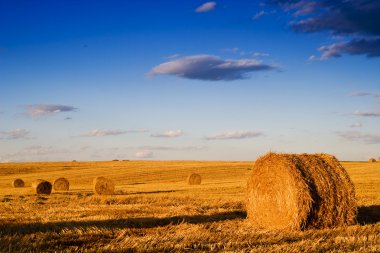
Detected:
[
  {"left": 32, "top": 179, "right": 52, "bottom": 195},
  {"left": 93, "top": 177, "right": 115, "bottom": 195},
  {"left": 369, "top": 158, "right": 376, "bottom": 162},
  {"left": 12, "top": 178, "right": 25, "bottom": 188},
  {"left": 246, "top": 153, "right": 357, "bottom": 231},
  {"left": 53, "top": 177, "right": 70, "bottom": 191},
  {"left": 187, "top": 173, "right": 201, "bottom": 185}
]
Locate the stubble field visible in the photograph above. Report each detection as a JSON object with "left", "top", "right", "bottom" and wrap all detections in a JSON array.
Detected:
[{"left": 0, "top": 160, "right": 379, "bottom": 252}]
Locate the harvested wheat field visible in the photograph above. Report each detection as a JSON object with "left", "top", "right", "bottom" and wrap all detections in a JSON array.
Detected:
[{"left": 0, "top": 160, "right": 379, "bottom": 252}]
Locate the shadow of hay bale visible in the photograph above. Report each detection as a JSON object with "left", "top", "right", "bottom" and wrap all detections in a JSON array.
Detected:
[
  {"left": 0, "top": 211, "right": 246, "bottom": 235},
  {"left": 357, "top": 205, "right": 380, "bottom": 225}
]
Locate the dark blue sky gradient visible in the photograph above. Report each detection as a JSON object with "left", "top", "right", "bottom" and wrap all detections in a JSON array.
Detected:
[{"left": 1, "top": 0, "right": 379, "bottom": 161}]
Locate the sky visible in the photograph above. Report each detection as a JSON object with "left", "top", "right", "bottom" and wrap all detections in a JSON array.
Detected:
[{"left": 1, "top": 0, "right": 380, "bottom": 162}]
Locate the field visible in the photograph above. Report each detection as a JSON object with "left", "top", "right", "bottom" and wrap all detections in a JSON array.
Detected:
[{"left": 0, "top": 160, "right": 379, "bottom": 252}]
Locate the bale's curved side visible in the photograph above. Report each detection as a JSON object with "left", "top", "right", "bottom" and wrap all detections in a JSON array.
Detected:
[
  {"left": 187, "top": 173, "right": 201, "bottom": 185},
  {"left": 93, "top": 177, "right": 115, "bottom": 195},
  {"left": 12, "top": 178, "right": 25, "bottom": 188},
  {"left": 246, "top": 153, "right": 312, "bottom": 230},
  {"left": 32, "top": 179, "right": 52, "bottom": 194},
  {"left": 246, "top": 152, "right": 357, "bottom": 231},
  {"left": 318, "top": 154, "right": 357, "bottom": 227},
  {"left": 53, "top": 177, "right": 70, "bottom": 191}
]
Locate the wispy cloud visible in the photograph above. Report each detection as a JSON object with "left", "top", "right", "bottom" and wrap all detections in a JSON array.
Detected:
[
  {"left": 151, "top": 129, "right": 184, "bottom": 138},
  {"left": 205, "top": 130, "right": 263, "bottom": 140},
  {"left": 350, "top": 122, "right": 363, "bottom": 128},
  {"left": 164, "top": 54, "right": 181, "bottom": 59},
  {"left": 252, "top": 10, "right": 267, "bottom": 20},
  {"left": 25, "top": 104, "right": 77, "bottom": 118},
  {"left": 81, "top": 129, "right": 148, "bottom": 137},
  {"left": 138, "top": 145, "right": 207, "bottom": 151},
  {"left": 222, "top": 47, "right": 240, "bottom": 53},
  {"left": 240, "top": 51, "right": 270, "bottom": 57},
  {"left": 195, "top": 2, "right": 216, "bottom": 13},
  {"left": 348, "top": 91, "right": 380, "bottom": 97},
  {"left": 0, "top": 128, "right": 31, "bottom": 140},
  {"left": 135, "top": 150, "right": 154, "bottom": 159},
  {"left": 0, "top": 146, "right": 68, "bottom": 162},
  {"left": 149, "top": 55, "right": 277, "bottom": 81},
  {"left": 352, "top": 109, "right": 380, "bottom": 117},
  {"left": 336, "top": 131, "right": 380, "bottom": 144}
]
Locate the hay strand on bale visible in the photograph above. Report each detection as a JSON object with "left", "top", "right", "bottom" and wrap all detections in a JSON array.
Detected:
[
  {"left": 93, "top": 176, "right": 115, "bottom": 195},
  {"left": 246, "top": 152, "right": 357, "bottom": 231},
  {"left": 187, "top": 173, "right": 201, "bottom": 185},
  {"left": 369, "top": 158, "right": 376, "bottom": 162},
  {"left": 53, "top": 177, "right": 70, "bottom": 191},
  {"left": 12, "top": 178, "right": 25, "bottom": 188},
  {"left": 32, "top": 179, "right": 52, "bottom": 195}
]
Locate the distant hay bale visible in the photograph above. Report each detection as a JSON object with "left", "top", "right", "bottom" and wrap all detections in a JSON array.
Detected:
[
  {"left": 12, "top": 178, "right": 25, "bottom": 188},
  {"left": 369, "top": 158, "right": 376, "bottom": 162},
  {"left": 53, "top": 177, "right": 70, "bottom": 191},
  {"left": 246, "top": 153, "right": 357, "bottom": 231},
  {"left": 93, "top": 177, "right": 115, "bottom": 195},
  {"left": 32, "top": 179, "right": 52, "bottom": 195},
  {"left": 187, "top": 173, "right": 201, "bottom": 185}
]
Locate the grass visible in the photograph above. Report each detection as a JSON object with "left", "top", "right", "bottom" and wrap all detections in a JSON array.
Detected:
[{"left": 0, "top": 160, "right": 379, "bottom": 252}]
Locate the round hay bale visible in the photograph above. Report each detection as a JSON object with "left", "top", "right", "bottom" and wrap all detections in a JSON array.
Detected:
[
  {"left": 93, "top": 177, "right": 115, "bottom": 195},
  {"left": 246, "top": 152, "right": 357, "bottom": 231},
  {"left": 187, "top": 173, "right": 201, "bottom": 185},
  {"left": 12, "top": 178, "right": 25, "bottom": 188},
  {"left": 53, "top": 177, "right": 70, "bottom": 191},
  {"left": 369, "top": 158, "right": 376, "bottom": 162},
  {"left": 32, "top": 179, "right": 52, "bottom": 195}
]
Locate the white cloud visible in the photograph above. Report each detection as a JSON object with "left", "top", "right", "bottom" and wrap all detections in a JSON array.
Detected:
[
  {"left": 151, "top": 129, "right": 184, "bottom": 138},
  {"left": 149, "top": 55, "right": 277, "bottom": 81},
  {"left": 222, "top": 47, "right": 240, "bottom": 53},
  {"left": 0, "top": 128, "right": 30, "bottom": 140},
  {"left": 350, "top": 122, "right": 363, "bottom": 128},
  {"left": 195, "top": 2, "right": 216, "bottom": 13},
  {"left": 0, "top": 146, "right": 68, "bottom": 162},
  {"left": 352, "top": 109, "right": 380, "bottom": 117},
  {"left": 138, "top": 145, "right": 207, "bottom": 151},
  {"left": 308, "top": 55, "right": 320, "bottom": 62},
  {"left": 81, "top": 129, "right": 148, "bottom": 137},
  {"left": 164, "top": 54, "right": 181, "bottom": 59},
  {"left": 135, "top": 150, "right": 154, "bottom": 159},
  {"left": 205, "top": 130, "right": 263, "bottom": 140},
  {"left": 26, "top": 104, "right": 77, "bottom": 118},
  {"left": 252, "top": 52, "right": 269, "bottom": 57},
  {"left": 252, "top": 10, "right": 266, "bottom": 20},
  {"left": 348, "top": 91, "right": 380, "bottom": 97},
  {"left": 336, "top": 131, "right": 380, "bottom": 144},
  {"left": 240, "top": 51, "right": 270, "bottom": 57}
]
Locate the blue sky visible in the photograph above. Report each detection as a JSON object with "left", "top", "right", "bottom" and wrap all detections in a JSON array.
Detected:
[{"left": 1, "top": 0, "right": 380, "bottom": 161}]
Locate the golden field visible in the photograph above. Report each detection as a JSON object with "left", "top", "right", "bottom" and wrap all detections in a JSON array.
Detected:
[{"left": 0, "top": 160, "right": 379, "bottom": 252}]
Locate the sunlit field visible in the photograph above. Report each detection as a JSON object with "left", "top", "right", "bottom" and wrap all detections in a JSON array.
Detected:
[{"left": 0, "top": 160, "right": 379, "bottom": 252}]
